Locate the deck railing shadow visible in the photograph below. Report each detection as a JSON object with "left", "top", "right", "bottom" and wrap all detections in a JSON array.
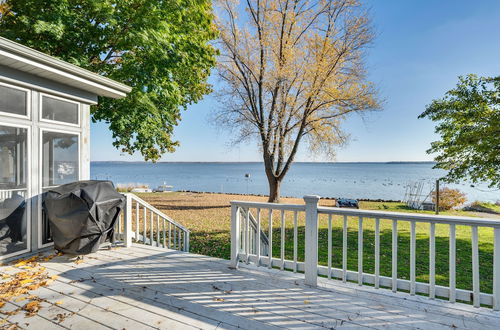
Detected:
[{"left": 48, "top": 249, "right": 425, "bottom": 329}]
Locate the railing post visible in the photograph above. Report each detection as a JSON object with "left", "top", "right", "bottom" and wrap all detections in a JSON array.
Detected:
[
  {"left": 123, "top": 193, "right": 133, "bottom": 247},
  {"left": 493, "top": 227, "right": 500, "bottom": 310},
  {"left": 230, "top": 204, "right": 240, "bottom": 269},
  {"left": 185, "top": 231, "right": 190, "bottom": 252},
  {"left": 304, "top": 195, "right": 320, "bottom": 286}
]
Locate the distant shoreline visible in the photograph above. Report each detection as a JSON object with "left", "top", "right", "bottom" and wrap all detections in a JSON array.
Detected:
[
  {"left": 92, "top": 160, "right": 436, "bottom": 165},
  {"left": 161, "top": 190, "right": 404, "bottom": 203}
]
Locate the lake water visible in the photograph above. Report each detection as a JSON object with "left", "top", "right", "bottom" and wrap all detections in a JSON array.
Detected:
[{"left": 90, "top": 162, "right": 499, "bottom": 202}]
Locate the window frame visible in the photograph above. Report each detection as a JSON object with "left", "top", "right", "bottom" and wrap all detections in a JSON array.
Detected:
[
  {"left": 0, "top": 81, "right": 31, "bottom": 120},
  {"left": 38, "top": 127, "right": 81, "bottom": 248},
  {"left": 39, "top": 92, "right": 81, "bottom": 128},
  {"left": 0, "top": 122, "right": 32, "bottom": 260}
]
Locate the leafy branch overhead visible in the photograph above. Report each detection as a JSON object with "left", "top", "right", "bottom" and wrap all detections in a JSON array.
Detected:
[
  {"left": 0, "top": 0, "right": 218, "bottom": 161},
  {"left": 419, "top": 74, "right": 500, "bottom": 188}
]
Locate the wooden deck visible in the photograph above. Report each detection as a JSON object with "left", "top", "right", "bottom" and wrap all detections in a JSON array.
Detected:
[{"left": 2, "top": 244, "right": 500, "bottom": 329}]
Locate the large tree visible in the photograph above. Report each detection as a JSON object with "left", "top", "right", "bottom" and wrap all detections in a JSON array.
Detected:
[
  {"left": 0, "top": 0, "right": 218, "bottom": 161},
  {"left": 214, "top": 0, "right": 379, "bottom": 202},
  {"left": 419, "top": 74, "right": 500, "bottom": 188}
]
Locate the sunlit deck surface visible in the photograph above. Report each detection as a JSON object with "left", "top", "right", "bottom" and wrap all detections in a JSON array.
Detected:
[{"left": 2, "top": 244, "right": 500, "bottom": 329}]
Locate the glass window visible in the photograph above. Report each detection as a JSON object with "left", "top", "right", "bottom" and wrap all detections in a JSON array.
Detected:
[
  {"left": 41, "top": 131, "right": 79, "bottom": 245},
  {"left": 0, "top": 84, "right": 28, "bottom": 117},
  {"left": 42, "top": 131, "right": 79, "bottom": 187},
  {"left": 42, "top": 96, "right": 79, "bottom": 125},
  {"left": 0, "top": 125, "right": 28, "bottom": 256}
]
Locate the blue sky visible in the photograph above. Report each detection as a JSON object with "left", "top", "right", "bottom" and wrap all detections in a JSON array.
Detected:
[{"left": 91, "top": 0, "right": 500, "bottom": 162}]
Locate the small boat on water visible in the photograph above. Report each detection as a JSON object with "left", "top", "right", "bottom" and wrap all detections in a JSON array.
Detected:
[{"left": 154, "top": 183, "right": 174, "bottom": 193}]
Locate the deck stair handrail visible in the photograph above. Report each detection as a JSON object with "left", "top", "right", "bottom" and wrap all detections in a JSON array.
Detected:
[
  {"left": 116, "top": 193, "right": 189, "bottom": 252},
  {"left": 239, "top": 207, "right": 269, "bottom": 257},
  {"left": 230, "top": 196, "right": 500, "bottom": 310}
]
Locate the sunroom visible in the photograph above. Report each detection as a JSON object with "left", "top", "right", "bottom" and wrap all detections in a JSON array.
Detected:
[{"left": 0, "top": 37, "right": 131, "bottom": 260}]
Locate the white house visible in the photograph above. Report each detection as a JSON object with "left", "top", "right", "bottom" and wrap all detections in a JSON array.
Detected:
[{"left": 0, "top": 37, "right": 131, "bottom": 260}]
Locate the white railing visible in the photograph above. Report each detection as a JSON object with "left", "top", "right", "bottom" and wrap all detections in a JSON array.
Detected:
[
  {"left": 116, "top": 193, "right": 189, "bottom": 252},
  {"left": 0, "top": 189, "right": 26, "bottom": 200},
  {"left": 230, "top": 195, "right": 500, "bottom": 310},
  {"left": 238, "top": 207, "right": 269, "bottom": 257}
]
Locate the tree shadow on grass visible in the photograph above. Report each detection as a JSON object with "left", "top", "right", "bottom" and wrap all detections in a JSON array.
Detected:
[{"left": 152, "top": 203, "right": 230, "bottom": 211}]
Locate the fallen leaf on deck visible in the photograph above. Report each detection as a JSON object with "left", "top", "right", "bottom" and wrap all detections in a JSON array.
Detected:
[
  {"left": 23, "top": 301, "right": 41, "bottom": 316},
  {"left": 0, "top": 253, "right": 60, "bottom": 318},
  {"left": 304, "top": 300, "right": 310, "bottom": 304},
  {"left": 53, "top": 312, "right": 70, "bottom": 323},
  {"left": 55, "top": 301, "right": 63, "bottom": 305},
  {"left": 213, "top": 298, "right": 224, "bottom": 302}
]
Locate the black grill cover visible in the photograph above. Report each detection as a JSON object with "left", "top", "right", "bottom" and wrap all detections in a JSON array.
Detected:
[{"left": 43, "top": 180, "right": 125, "bottom": 255}]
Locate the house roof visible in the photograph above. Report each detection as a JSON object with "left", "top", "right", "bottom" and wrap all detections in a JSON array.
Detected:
[{"left": 0, "top": 37, "right": 132, "bottom": 99}]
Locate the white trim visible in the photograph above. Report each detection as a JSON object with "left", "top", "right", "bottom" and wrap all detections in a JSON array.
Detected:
[
  {"left": 39, "top": 93, "right": 80, "bottom": 128},
  {"left": 38, "top": 127, "right": 81, "bottom": 248},
  {"left": 0, "top": 81, "right": 31, "bottom": 120},
  {"left": 0, "top": 121, "right": 31, "bottom": 260},
  {"left": 0, "top": 75, "right": 97, "bottom": 105},
  {"left": 0, "top": 37, "right": 131, "bottom": 97},
  {"left": 0, "top": 50, "right": 128, "bottom": 99}
]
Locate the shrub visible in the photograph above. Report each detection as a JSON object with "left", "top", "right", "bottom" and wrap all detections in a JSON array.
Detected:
[{"left": 432, "top": 188, "right": 467, "bottom": 210}]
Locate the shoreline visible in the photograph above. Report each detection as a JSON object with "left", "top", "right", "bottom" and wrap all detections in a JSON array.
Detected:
[{"left": 174, "top": 190, "right": 403, "bottom": 203}]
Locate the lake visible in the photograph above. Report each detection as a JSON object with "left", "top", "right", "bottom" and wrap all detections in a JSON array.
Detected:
[{"left": 90, "top": 162, "right": 499, "bottom": 202}]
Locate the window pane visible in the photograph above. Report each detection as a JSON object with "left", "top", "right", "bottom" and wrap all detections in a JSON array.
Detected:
[
  {"left": 0, "top": 126, "right": 28, "bottom": 256},
  {"left": 42, "top": 131, "right": 79, "bottom": 187},
  {"left": 0, "top": 85, "right": 27, "bottom": 116},
  {"left": 42, "top": 96, "right": 79, "bottom": 125}
]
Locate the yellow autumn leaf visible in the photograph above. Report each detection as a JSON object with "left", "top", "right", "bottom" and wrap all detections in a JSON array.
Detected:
[
  {"left": 55, "top": 301, "right": 63, "bottom": 305},
  {"left": 24, "top": 300, "right": 41, "bottom": 315}
]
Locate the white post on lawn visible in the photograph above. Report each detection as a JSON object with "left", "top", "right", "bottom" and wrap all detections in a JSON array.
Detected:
[
  {"left": 304, "top": 195, "right": 320, "bottom": 286},
  {"left": 123, "top": 194, "right": 133, "bottom": 247},
  {"left": 230, "top": 204, "right": 240, "bottom": 269}
]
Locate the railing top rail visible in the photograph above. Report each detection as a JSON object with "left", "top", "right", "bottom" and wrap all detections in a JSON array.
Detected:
[
  {"left": 123, "top": 193, "right": 190, "bottom": 232},
  {"left": 230, "top": 200, "right": 307, "bottom": 212},
  {"left": 317, "top": 206, "right": 500, "bottom": 227}
]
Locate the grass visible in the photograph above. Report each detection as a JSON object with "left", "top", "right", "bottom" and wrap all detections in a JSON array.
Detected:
[
  {"left": 469, "top": 201, "right": 500, "bottom": 214},
  {"left": 136, "top": 192, "right": 499, "bottom": 294}
]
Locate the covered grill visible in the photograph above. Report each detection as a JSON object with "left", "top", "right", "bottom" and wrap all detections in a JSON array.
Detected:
[{"left": 42, "top": 180, "right": 125, "bottom": 254}]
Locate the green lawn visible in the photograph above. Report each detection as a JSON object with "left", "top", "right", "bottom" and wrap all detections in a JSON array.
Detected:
[{"left": 271, "top": 213, "right": 494, "bottom": 294}]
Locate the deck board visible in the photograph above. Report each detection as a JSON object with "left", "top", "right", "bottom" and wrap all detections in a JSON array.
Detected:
[{"left": 2, "top": 244, "right": 500, "bottom": 329}]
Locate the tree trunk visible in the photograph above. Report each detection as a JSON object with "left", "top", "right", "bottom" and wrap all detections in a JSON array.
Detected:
[{"left": 267, "top": 175, "right": 281, "bottom": 203}]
